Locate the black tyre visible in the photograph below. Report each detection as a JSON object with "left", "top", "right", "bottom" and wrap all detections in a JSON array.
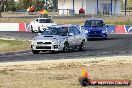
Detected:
[
  {"left": 38, "top": 26, "right": 41, "bottom": 33},
  {"left": 31, "top": 25, "right": 34, "bottom": 33},
  {"left": 32, "top": 50, "right": 40, "bottom": 54},
  {"left": 103, "top": 34, "right": 107, "bottom": 40},
  {"left": 79, "top": 40, "right": 85, "bottom": 51},
  {"left": 63, "top": 43, "right": 69, "bottom": 53}
]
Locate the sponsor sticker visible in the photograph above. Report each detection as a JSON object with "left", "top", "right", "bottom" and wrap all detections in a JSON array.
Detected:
[{"left": 79, "top": 68, "right": 131, "bottom": 86}]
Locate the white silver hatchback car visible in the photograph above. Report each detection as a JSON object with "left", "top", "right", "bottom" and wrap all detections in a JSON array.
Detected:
[
  {"left": 30, "top": 18, "right": 57, "bottom": 32},
  {"left": 31, "top": 25, "right": 87, "bottom": 54}
]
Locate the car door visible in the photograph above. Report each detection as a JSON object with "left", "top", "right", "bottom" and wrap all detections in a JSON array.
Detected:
[
  {"left": 68, "top": 27, "right": 76, "bottom": 47},
  {"left": 73, "top": 26, "right": 82, "bottom": 45}
]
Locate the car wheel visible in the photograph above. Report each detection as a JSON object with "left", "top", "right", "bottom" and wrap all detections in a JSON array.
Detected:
[
  {"left": 79, "top": 40, "right": 85, "bottom": 51},
  {"left": 31, "top": 25, "right": 34, "bottom": 33},
  {"left": 103, "top": 34, "right": 107, "bottom": 40},
  {"left": 38, "top": 26, "right": 42, "bottom": 33},
  {"left": 32, "top": 50, "right": 40, "bottom": 54},
  {"left": 63, "top": 43, "right": 69, "bottom": 53}
]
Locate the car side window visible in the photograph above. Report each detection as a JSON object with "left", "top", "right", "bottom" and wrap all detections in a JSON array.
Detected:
[
  {"left": 50, "top": 19, "right": 54, "bottom": 23},
  {"left": 102, "top": 22, "right": 105, "bottom": 26},
  {"left": 73, "top": 26, "right": 81, "bottom": 35},
  {"left": 69, "top": 27, "right": 75, "bottom": 35},
  {"left": 84, "top": 21, "right": 91, "bottom": 26}
]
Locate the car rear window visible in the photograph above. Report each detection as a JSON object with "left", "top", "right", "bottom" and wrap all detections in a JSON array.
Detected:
[{"left": 39, "top": 19, "right": 54, "bottom": 23}]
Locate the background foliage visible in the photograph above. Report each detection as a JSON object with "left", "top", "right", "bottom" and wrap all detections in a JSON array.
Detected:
[
  {"left": 1, "top": 0, "right": 132, "bottom": 12},
  {"left": 4, "top": 0, "right": 58, "bottom": 12}
]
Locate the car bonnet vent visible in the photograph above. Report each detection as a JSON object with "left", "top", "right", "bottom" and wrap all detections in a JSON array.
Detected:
[{"left": 44, "top": 36, "right": 53, "bottom": 37}]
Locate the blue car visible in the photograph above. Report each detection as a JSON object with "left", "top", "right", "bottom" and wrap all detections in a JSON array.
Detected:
[{"left": 83, "top": 18, "right": 108, "bottom": 39}]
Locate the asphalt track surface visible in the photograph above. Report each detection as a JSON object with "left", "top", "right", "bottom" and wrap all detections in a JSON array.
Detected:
[{"left": 0, "top": 32, "right": 132, "bottom": 62}]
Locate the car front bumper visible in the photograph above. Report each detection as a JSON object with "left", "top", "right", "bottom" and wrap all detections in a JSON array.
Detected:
[
  {"left": 86, "top": 33, "right": 107, "bottom": 38},
  {"left": 31, "top": 44, "right": 64, "bottom": 51}
]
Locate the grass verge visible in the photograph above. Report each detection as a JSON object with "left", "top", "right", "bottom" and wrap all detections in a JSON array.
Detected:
[
  {"left": 0, "top": 39, "right": 30, "bottom": 53},
  {"left": 0, "top": 56, "right": 131, "bottom": 88},
  {"left": 0, "top": 17, "right": 132, "bottom": 25}
]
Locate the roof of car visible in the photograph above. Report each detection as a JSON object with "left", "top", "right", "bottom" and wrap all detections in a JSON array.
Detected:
[
  {"left": 36, "top": 18, "right": 51, "bottom": 19},
  {"left": 86, "top": 18, "right": 103, "bottom": 21},
  {"left": 51, "top": 24, "right": 78, "bottom": 28}
]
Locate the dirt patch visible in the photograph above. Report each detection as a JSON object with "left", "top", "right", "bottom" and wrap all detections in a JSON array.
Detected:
[{"left": 0, "top": 56, "right": 132, "bottom": 88}]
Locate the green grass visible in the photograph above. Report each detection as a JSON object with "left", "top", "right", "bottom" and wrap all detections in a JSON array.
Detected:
[
  {"left": 106, "top": 21, "right": 132, "bottom": 25},
  {"left": 0, "top": 39, "right": 30, "bottom": 53},
  {"left": 1, "top": 17, "right": 132, "bottom": 25}
]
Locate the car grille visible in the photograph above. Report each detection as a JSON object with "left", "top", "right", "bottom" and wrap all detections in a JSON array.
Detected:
[
  {"left": 44, "top": 42, "right": 52, "bottom": 44},
  {"left": 88, "top": 35, "right": 103, "bottom": 37},
  {"left": 36, "top": 46, "right": 51, "bottom": 49},
  {"left": 37, "top": 42, "right": 43, "bottom": 44},
  {"left": 89, "top": 31, "right": 101, "bottom": 34},
  {"left": 37, "top": 42, "right": 52, "bottom": 44}
]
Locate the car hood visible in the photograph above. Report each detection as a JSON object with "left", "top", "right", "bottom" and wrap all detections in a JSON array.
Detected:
[{"left": 34, "top": 35, "right": 62, "bottom": 41}]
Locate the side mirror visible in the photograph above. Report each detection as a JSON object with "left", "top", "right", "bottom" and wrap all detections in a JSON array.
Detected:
[
  {"left": 69, "top": 33, "right": 74, "bottom": 36},
  {"left": 105, "top": 25, "right": 109, "bottom": 27}
]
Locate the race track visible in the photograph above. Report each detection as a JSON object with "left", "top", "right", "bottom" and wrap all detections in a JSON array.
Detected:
[{"left": 0, "top": 32, "right": 132, "bottom": 62}]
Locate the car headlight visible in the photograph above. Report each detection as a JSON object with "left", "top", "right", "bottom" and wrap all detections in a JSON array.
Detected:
[
  {"left": 84, "top": 30, "right": 88, "bottom": 34},
  {"left": 52, "top": 39, "right": 60, "bottom": 43},
  {"left": 102, "top": 30, "right": 107, "bottom": 33}
]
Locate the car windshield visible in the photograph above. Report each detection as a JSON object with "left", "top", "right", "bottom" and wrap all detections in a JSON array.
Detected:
[
  {"left": 41, "top": 27, "right": 68, "bottom": 36},
  {"left": 39, "top": 19, "right": 54, "bottom": 23},
  {"left": 85, "top": 20, "right": 104, "bottom": 27}
]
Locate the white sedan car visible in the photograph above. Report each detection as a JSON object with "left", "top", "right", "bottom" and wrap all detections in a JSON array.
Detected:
[{"left": 30, "top": 18, "right": 57, "bottom": 32}]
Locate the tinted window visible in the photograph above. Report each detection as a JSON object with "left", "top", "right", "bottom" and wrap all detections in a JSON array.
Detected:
[
  {"left": 39, "top": 19, "right": 54, "bottom": 23},
  {"left": 59, "top": 27, "right": 68, "bottom": 36},
  {"left": 73, "top": 26, "right": 80, "bottom": 35},
  {"left": 69, "top": 27, "right": 75, "bottom": 35},
  {"left": 41, "top": 27, "right": 68, "bottom": 36},
  {"left": 85, "top": 20, "right": 104, "bottom": 27}
]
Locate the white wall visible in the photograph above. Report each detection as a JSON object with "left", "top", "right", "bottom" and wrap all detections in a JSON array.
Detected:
[
  {"left": 58, "top": 0, "right": 73, "bottom": 15},
  {"left": 58, "top": 0, "right": 121, "bottom": 15},
  {"left": 115, "top": 0, "right": 121, "bottom": 14},
  {"left": 98, "top": 0, "right": 121, "bottom": 14},
  {"left": 85, "top": 0, "right": 121, "bottom": 14},
  {"left": 0, "top": 23, "right": 19, "bottom": 31},
  {"left": 86, "top": 0, "right": 97, "bottom": 14},
  {"left": 58, "top": 0, "right": 86, "bottom": 15}
]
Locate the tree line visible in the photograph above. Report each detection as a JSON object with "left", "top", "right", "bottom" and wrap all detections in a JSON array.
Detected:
[
  {"left": 0, "top": 0, "right": 58, "bottom": 12},
  {"left": 127, "top": 0, "right": 132, "bottom": 10},
  {"left": 1, "top": 0, "right": 132, "bottom": 12}
]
